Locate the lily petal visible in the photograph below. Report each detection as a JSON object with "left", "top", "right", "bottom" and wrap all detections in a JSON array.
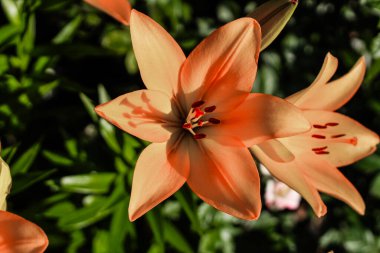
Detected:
[
  {"left": 0, "top": 158, "right": 11, "bottom": 211},
  {"left": 251, "top": 145, "right": 327, "bottom": 217},
  {"left": 287, "top": 54, "right": 366, "bottom": 111},
  {"left": 286, "top": 53, "right": 337, "bottom": 106},
  {"left": 129, "top": 137, "right": 190, "bottom": 221},
  {"left": 0, "top": 211, "right": 48, "bottom": 253},
  {"left": 282, "top": 110, "right": 379, "bottom": 167},
  {"left": 84, "top": 0, "right": 131, "bottom": 26},
  {"left": 95, "top": 89, "right": 178, "bottom": 143},
  {"left": 256, "top": 139, "right": 295, "bottom": 163},
  {"left": 299, "top": 153, "right": 365, "bottom": 215},
  {"left": 208, "top": 93, "right": 310, "bottom": 147},
  {"left": 187, "top": 138, "right": 261, "bottom": 220},
  {"left": 130, "top": 10, "right": 186, "bottom": 96},
  {"left": 180, "top": 17, "right": 261, "bottom": 111}
]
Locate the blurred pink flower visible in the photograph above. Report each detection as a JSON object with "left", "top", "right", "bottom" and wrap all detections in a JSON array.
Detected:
[{"left": 265, "top": 179, "right": 301, "bottom": 211}]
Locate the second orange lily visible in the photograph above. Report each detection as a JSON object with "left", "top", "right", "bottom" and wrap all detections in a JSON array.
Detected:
[{"left": 251, "top": 53, "right": 380, "bottom": 216}]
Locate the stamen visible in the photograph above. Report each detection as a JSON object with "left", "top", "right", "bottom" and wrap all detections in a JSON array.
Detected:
[
  {"left": 312, "top": 134, "right": 326, "bottom": 139},
  {"left": 209, "top": 118, "right": 221, "bottom": 124},
  {"left": 326, "top": 122, "right": 339, "bottom": 127},
  {"left": 194, "top": 133, "right": 206, "bottom": 139},
  {"left": 329, "top": 136, "right": 357, "bottom": 145},
  {"left": 191, "top": 100, "right": 205, "bottom": 108},
  {"left": 204, "top": 106, "right": 216, "bottom": 112},
  {"left": 290, "top": 0, "right": 298, "bottom": 5},
  {"left": 315, "top": 151, "right": 330, "bottom": 155},
  {"left": 313, "top": 124, "right": 327, "bottom": 129},
  {"left": 198, "top": 120, "right": 204, "bottom": 127},
  {"left": 312, "top": 146, "right": 328, "bottom": 151},
  {"left": 182, "top": 123, "right": 192, "bottom": 129},
  {"left": 331, "top": 134, "right": 346, "bottom": 138}
]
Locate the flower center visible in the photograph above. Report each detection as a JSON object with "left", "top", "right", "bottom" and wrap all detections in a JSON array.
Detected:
[
  {"left": 310, "top": 122, "right": 357, "bottom": 155},
  {"left": 182, "top": 100, "right": 220, "bottom": 140}
]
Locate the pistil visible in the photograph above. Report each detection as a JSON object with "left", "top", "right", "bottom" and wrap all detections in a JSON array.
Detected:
[{"left": 182, "top": 100, "right": 221, "bottom": 139}]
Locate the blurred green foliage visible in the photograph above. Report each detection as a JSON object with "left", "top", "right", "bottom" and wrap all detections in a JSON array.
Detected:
[{"left": 0, "top": 0, "right": 379, "bottom": 252}]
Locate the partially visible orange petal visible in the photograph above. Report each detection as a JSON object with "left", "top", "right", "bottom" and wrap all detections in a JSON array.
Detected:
[
  {"left": 187, "top": 138, "right": 261, "bottom": 220},
  {"left": 282, "top": 110, "right": 379, "bottom": 167},
  {"left": 95, "top": 90, "right": 178, "bottom": 143},
  {"left": 84, "top": 0, "right": 131, "bottom": 26},
  {"left": 287, "top": 54, "right": 366, "bottom": 111},
  {"left": 0, "top": 211, "right": 48, "bottom": 253},
  {"left": 0, "top": 158, "right": 12, "bottom": 211},
  {"left": 299, "top": 153, "right": 365, "bottom": 215},
  {"left": 256, "top": 139, "right": 295, "bottom": 163},
  {"left": 209, "top": 93, "right": 310, "bottom": 147},
  {"left": 251, "top": 145, "right": 327, "bottom": 217},
  {"left": 286, "top": 53, "right": 337, "bottom": 105},
  {"left": 180, "top": 17, "right": 261, "bottom": 111},
  {"left": 130, "top": 10, "right": 186, "bottom": 96},
  {"left": 129, "top": 136, "right": 190, "bottom": 221}
]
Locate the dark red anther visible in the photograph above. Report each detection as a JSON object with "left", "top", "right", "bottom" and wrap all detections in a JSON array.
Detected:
[
  {"left": 194, "top": 133, "right": 206, "bottom": 139},
  {"left": 182, "top": 123, "right": 192, "bottom": 129},
  {"left": 313, "top": 124, "right": 327, "bottom": 129},
  {"left": 315, "top": 151, "right": 330, "bottom": 155},
  {"left": 191, "top": 100, "right": 205, "bottom": 108},
  {"left": 312, "top": 134, "right": 326, "bottom": 139},
  {"left": 209, "top": 118, "right": 221, "bottom": 124},
  {"left": 312, "top": 146, "right": 328, "bottom": 151},
  {"left": 326, "top": 122, "right": 339, "bottom": 127},
  {"left": 204, "top": 105, "right": 216, "bottom": 113},
  {"left": 193, "top": 108, "right": 205, "bottom": 118},
  {"left": 331, "top": 134, "right": 346, "bottom": 138}
]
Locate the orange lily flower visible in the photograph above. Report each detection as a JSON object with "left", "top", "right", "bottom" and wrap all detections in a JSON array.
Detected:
[
  {"left": 95, "top": 10, "right": 311, "bottom": 221},
  {"left": 0, "top": 210, "right": 49, "bottom": 253},
  {"left": 1, "top": 157, "right": 48, "bottom": 252},
  {"left": 251, "top": 53, "right": 380, "bottom": 216},
  {"left": 84, "top": 0, "right": 131, "bottom": 26}
]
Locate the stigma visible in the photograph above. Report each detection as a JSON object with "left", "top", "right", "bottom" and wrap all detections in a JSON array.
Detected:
[{"left": 182, "top": 100, "right": 220, "bottom": 140}]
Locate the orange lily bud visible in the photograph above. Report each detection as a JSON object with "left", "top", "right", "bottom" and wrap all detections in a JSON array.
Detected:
[{"left": 248, "top": 0, "right": 298, "bottom": 51}]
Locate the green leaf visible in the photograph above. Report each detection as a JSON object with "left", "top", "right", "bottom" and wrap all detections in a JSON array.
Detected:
[
  {"left": 93, "top": 230, "right": 110, "bottom": 253},
  {"left": 44, "top": 202, "right": 76, "bottom": 218},
  {"left": 67, "top": 230, "right": 85, "bottom": 253},
  {"left": 1, "top": 0, "right": 20, "bottom": 25},
  {"left": 58, "top": 198, "right": 114, "bottom": 231},
  {"left": 65, "top": 138, "right": 79, "bottom": 158},
  {"left": 12, "top": 169, "right": 57, "bottom": 194},
  {"left": 248, "top": 0, "right": 298, "bottom": 51},
  {"left": 58, "top": 177, "right": 126, "bottom": 231},
  {"left": 110, "top": 199, "right": 136, "bottom": 253},
  {"left": 370, "top": 173, "right": 380, "bottom": 199},
  {"left": 43, "top": 150, "right": 74, "bottom": 167},
  {"left": 0, "top": 24, "right": 19, "bottom": 47},
  {"left": 355, "top": 154, "right": 380, "bottom": 174},
  {"left": 60, "top": 173, "right": 116, "bottom": 194},
  {"left": 11, "top": 142, "right": 41, "bottom": 175},
  {"left": 53, "top": 16, "right": 83, "bottom": 44},
  {"left": 98, "top": 84, "right": 111, "bottom": 104},
  {"left": 164, "top": 220, "right": 194, "bottom": 253},
  {"left": 146, "top": 211, "right": 165, "bottom": 250},
  {"left": 79, "top": 92, "right": 98, "bottom": 122},
  {"left": 175, "top": 190, "right": 202, "bottom": 234}
]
